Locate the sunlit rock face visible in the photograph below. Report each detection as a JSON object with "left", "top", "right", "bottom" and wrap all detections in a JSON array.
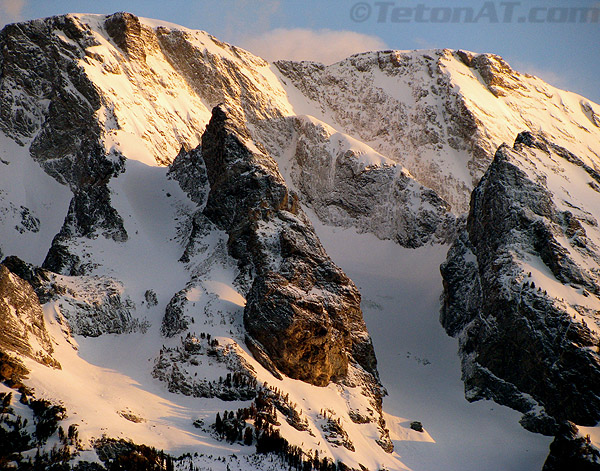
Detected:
[
  {"left": 200, "top": 104, "right": 377, "bottom": 387},
  {"left": 0, "top": 263, "right": 59, "bottom": 369}
]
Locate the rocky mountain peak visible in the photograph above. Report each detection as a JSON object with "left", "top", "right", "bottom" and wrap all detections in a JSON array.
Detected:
[
  {"left": 202, "top": 104, "right": 292, "bottom": 232},
  {"left": 1, "top": 10, "right": 600, "bottom": 470},
  {"left": 442, "top": 130, "right": 600, "bottom": 445},
  {"left": 455, "top": 50, "right": 523, "bottom": 97},
  {"left": 198, "top": 104, "right": 378, "bottom": 387},
  {"left": 276, "top": 49, "right": 600, "bottom": 214}
]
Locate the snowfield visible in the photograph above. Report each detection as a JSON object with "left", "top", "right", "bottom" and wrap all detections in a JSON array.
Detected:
[{"left": 310, "top": 219, "right": 552, "bottom": 470}]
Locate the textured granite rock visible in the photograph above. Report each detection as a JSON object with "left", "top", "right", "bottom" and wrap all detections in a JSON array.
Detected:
[
  {"left": 441, "top": 132, "right": 600, "bottom": 447},
  {"left": 198, "top": 104, "right": 377, "bottom": 387}
]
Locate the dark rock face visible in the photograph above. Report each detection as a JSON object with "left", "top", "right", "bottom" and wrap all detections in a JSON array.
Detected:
[
  {"left": 0, "top": 264, "right": 59, "bottom": 369},
  {"left": 53, "top": 279, "right": 143, "bottom": 338},
  {"left": 0, "top": 15, "right": 98, "bottom": 149},
  {"left": 441, "top": 133, "right": 600, "bottom": 440},
  {"left": 168, "top": 146, "right": 209, "bottom": 208},
  {"left": 0, "top": 15, "right": 128, "bottom": 275},
  {"left": 543, "top": 423, "right": 600, "bottom": 470},
  {"left": 2, "top": 255, "right": 56, "bottom": 304},
  {"left": 3, "top": 256, "right": 143, "bottom": 337},
  {"left": 161, "top": 289, "right": 190, "bottom": 338},
  {"left": 199, "top": 105, "right": 377, "bottom": 387},
  {"left": 456, "top": 50, "right": 524, "bottom": 97},
  {"left": 43, "top": 184, "right": 127, "bottom": 275},
  {"left": 104, "top": 12, "right": 147, "bottom": 62},
  {"left": 0, "top": 15, "right": 115, "bottom": 188},
  {"left": 152, "top": 334, "right": 258, "bottom": 401}
]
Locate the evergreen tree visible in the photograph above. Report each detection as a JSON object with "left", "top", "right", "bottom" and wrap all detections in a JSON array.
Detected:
[
  {"left": 215, "top": 412, "right": 223, "bottom": 435},
  {"left": 243, "top": 427, "right": 253, "bottom": 446}
]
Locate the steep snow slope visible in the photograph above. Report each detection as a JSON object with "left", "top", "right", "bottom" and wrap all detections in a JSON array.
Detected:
[
  {"left": 74, "top": 13, "right": 294, "bottom": 166},
  {"left": 309, "top": 218, "right": 552, "bottom": 471},
  {"left": 0, "top": 131, "right": 71, "bottom": 265},
  {"left": 81, "top": 13, "right": 456, "bottom": 248},
  {"left": 0, "top": 12, "right": 454, "bottom": 250},
  {"left": 0, "top": 13, "right": 404, "bottom": 463},
  {"left": 11, "top": 146, "right": 406, "bottom": 470},
  {"left": 2, "top": 132, "right": 552, "bottom": 471}
]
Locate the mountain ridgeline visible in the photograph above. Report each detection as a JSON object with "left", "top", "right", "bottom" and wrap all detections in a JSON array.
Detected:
[{"left": 0, "top": 11, "right": 599, "bottom": 471}]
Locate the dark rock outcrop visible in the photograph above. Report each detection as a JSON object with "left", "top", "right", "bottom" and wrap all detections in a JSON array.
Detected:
[
  {"left": 0, "top": 15, "right": 121, "bottom": 188},
  {"left": 2, "top": 255, "right": 55, "bottom": 303},
  {"left": 3, "top": 256, "right": 143, "bottom": 338},
  {"left": 43, "top": 184, "right": 128, "bottom": 275},
  {"left": 441, "top": 132, "right": 600, "bottom": 456},
  {"left": 543, "top": 423, "right": 600, "bottom": 470},
  {"left": 0, "top": 15, "right": 98, "bottom": 149},
  {"left": 456, "top": 50, "right": 525, "bottom": 97},
  {"left": 52, "top": 277, "right": 143, "bottom": 337},
  {"left": 197, "top": 104, "right": 377, "bottom": 387},
  {"left": 168, "top": 146, "right": 209, "bottom": 207},
  {"left": 0, "top": 15, "right": 128, "bottom": 276},
  {"left": 161, "top": 289, "right": 190, "bottom": 338},
  {"left": 152, "top": 334, "right": 258, "bottom": 401},
  {"left": 104, "top": 12, "right": 147, "bottom": 62}
]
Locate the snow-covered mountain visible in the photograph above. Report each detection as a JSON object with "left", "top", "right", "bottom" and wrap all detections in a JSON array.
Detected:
[
  {"left": 277, "top": 49, "right": 600, "bottom": 213},
  {"left": 441, "top": 131, "right": 600, "bottom": 468},
  {"left": 1, "top": 11, "right": 600, "bottom": 471}
]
